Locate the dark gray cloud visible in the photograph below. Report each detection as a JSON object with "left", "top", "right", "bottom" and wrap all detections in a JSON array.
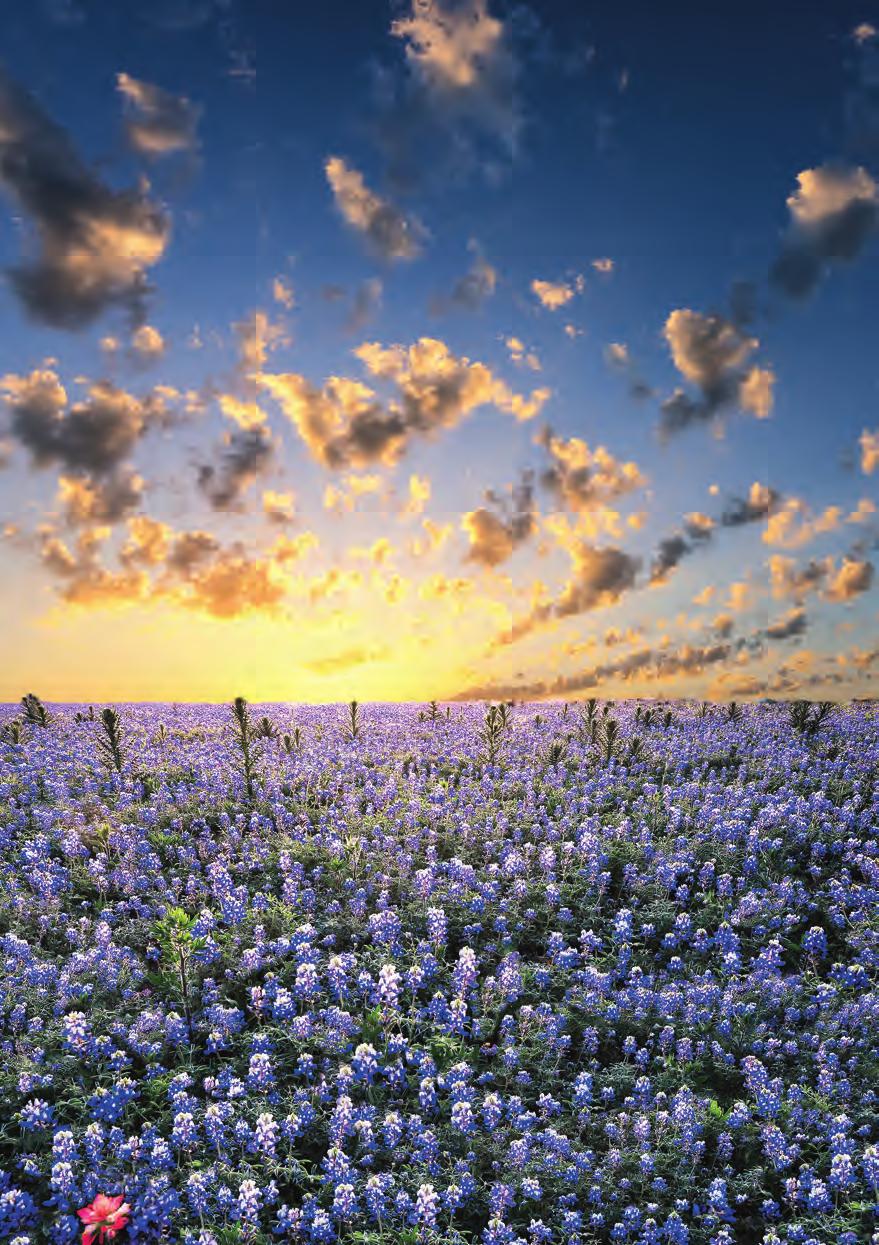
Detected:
[
  {"left": 456, "top": 637, "right": 737, "bottom": 701},
  {"left": 463, "top": 471, "right": 536, "bottom": 566},
  {"left": 555, "top": 544, "right": 641, "bottom": 618},
  {"left": 432, "top": 241, "right": 497, "bottom": 313},
  {"left": 537, "top": 426, "right": 645, "bottom": 513},
  {"left": 197, "top": 425, "right": 274, "bottom": 510},
  {"left": 165, "top": 529, "right": 220, "bottom": 576},
  {"left": 493, "top": 542, "right": 641, "bottom": 647},
  {"left": 649, "top": 532, "right": 695, "bottom": 584},
  {"left": 2, "top": 370, "right": 166, "bottom": 476},
  {"left": 659, "top": 309, "right": 774, "bottom": 437},
  {"left": 0, "top": 69, "right": 170, "bottom": 328},
  {"left": 720, "top": 484, "right": 781, "bottom": 528},
  {"left": 763, "top": 608, "right": 808, "bottom": 640},
  {"left": 648, "top": 486, "right": 778, "bottom": 584},
  {"left": 770, "top": 164, "right": 878, "bottom": 301}
]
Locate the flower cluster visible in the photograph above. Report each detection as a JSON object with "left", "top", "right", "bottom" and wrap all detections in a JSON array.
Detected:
[{"left": 0, "top": 698, "right": 877, "bottom": 1244}]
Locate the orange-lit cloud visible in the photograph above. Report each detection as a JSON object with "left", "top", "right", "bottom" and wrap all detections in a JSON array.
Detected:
[{"left": 256, "top": 336, "right": 549, "bottom": 469}]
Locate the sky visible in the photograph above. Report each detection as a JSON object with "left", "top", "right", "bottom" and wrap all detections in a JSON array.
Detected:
[{"left": 0, "top": 0, "right": 877, "bottom": 704}]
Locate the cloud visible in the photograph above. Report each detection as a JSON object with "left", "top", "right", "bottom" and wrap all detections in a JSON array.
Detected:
[
  {"left": 660, "top": 309, "right": 775, "bottom": 436},
  {"left": 408, "top": 516, "right": 453, "bottom": 557},
  {"left": 726, "top": 579, "right": 757, "bottom": 613},
  {"left": 711, "top": 612, "right": 734, "bottom": 638},
  {"left": 768, "top": 552, "right": 873, "bottom": 603},
  {"left": 770, "top": 165, "right": 879, "bottom": 300},
  {"left": 504, "top": 337, "right": 541, "bottom": 371},
  {"left": 57, "top": 469, "right": 144, "bottom": 526},
  {"left": 462, "top": 472, "right": 536, "bottom": 567},
  {"left": 39, "top": 526, "right": 147, "bottom": 607},
  {"left": 604, "top": 340, "right": 653, "bottom": 401},
  {"left": 649, "top": 514, "right": 713, "bottom": 583},
  {"left": 645, "top": 485, "right": 777, "bottom": 585},
  {"left": 762, "top": 497, "right": 842, "bottom": 548},
  {"left": 257, "top": 372, "right": 404, "bottom": 470},
  {"left": 256, "top": 336, "right": 549, "bottom": 469},
  {"left": 304, "top": 645, "right": 390, "bottom": 675},
  {"left": 401, "top": 473, "right": 431, "bottom": 517},
  {"left": 392, "top": 0, "right": 506, "bottom": 93},
  {"left": 825, "top": 556, "right": 875, "bottom": 601},
  {"left": 357, "top": 335, "right": 549, "bottom": 418},
  {"left": 325, "top": 156, "right": 426, "bottom": 261},
  {"left": 847, "top": 497, "right": 877, "bottom": 525},
  {"left": 217, "top": 393, "right": 269, "bottom": 431},
  {"left": 0, "top": 69, "right": 170, "bottom": 328},
  {"left": 738, "top": 366, "right": 775, "bottom": 419},
  {"left": 168, "top": 547, "right": 290, "bottom": 617},
  {"left": 323, "top": 473, "right": 386, "bottom": 513},
  {"left": 861, "top": 427, "right": 879, "bottom": 474},
  {"left": 130, "top": 528, "right": 316, "bottom": 618},
  {"left": 605, "top": 342, "right": 629, "bottom": 369},
  {"left": 433, "top": 239, "right": 497, "bottom": 312},
  {"left": 272, "top": 276, "right": 295, "bottom": 309},
  {"left": 163, "top": 528, "right": 220, "bottom": 576},
  {"left": 262, "top": 489, "right": 296, "bottom": 524},
  {"left": 120, "top": 515, "right": 172, "bottom": 567},
  {"left": 234, "top": 310, "right": 289, "bottom": 372},
  {"left": 720, "top": 482, "right": 781, "bottom": 527},
  {"left": 197, "top": 425, "right": 274, "bottom": 510},
  {"left": 493, "top": 541, "right": 640, "bottom": 647},
  {"left": 455, "top": 636, "right": 735, "bottom": 701},
  {"left": 537, "top": 428, "right": 645, "bottom": 513},
  {"left": 346, "top": 279, "right": 384, "bottom": 334},
  {"left": 384, "top": 0, "right": 522, "bottom": 180},
  {"left": 769, "top": 553, "right": 833, "bottom": 601},
  {"left": 50, "top": 522, "right": 318, "bottom": 619},
  {"left": 1, "top": 369, "right": 168, "bottom": 475},
  {"left": 763, "top": 607, "right": 808, "bottom": 640},
  {"left": 555, "top": 543, "right": 641, "bottom": 617},
  {"left": 532, "top": 276, "right": 581, "bottom": 310},
  {"left": 116, "top": 73, "right": 201, "bottom": 157},
  {"left": 130, "top": 324, "right": 166, "bottom": 364}
]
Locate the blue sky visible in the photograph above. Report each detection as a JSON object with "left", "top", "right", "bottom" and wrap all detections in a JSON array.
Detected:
[{"left": 0, "top": 0, "right": 876, "bottom": 701}]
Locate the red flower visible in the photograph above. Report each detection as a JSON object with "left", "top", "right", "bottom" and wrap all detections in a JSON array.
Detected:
[{"left": 77, "top": 1194, "right": 131, "bottom": 1243}]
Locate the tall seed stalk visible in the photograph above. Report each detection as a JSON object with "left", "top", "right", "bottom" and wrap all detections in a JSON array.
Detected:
[
  {"left": 97, "top": 708, "right": 125, "bottom": 773},
  {"left": 231, "top": 696, "right": 258, "bottom": 802}
]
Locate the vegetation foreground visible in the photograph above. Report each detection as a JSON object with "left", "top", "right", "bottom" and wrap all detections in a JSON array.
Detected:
[{"left": 0, "top": 696, "right": 877, "bottom": 1245}]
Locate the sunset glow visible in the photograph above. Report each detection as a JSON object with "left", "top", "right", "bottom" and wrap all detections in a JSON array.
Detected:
[{"left": 1, "top": 0, "right": 876, "bottom": 702}]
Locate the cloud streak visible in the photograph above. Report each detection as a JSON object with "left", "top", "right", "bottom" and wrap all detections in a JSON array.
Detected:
[{"left": 325, "top": 157, "right": 426, "bottom": 261}]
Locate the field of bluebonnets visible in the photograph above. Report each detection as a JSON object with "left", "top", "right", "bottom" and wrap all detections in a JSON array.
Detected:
[{"left": 0, "top": 693, "right": 877, "bottom": 1245}]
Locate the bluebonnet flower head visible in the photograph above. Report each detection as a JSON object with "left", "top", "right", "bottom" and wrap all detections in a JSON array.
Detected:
[{"left": 0, "top": 699, "right": 875, "bottom": 1241}]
